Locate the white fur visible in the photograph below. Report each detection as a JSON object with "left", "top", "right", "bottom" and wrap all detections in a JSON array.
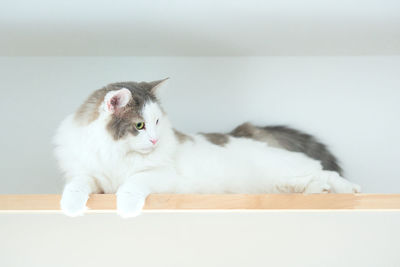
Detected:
[{"left": 54, "top": 93, "right": 361, "bottom": 217}]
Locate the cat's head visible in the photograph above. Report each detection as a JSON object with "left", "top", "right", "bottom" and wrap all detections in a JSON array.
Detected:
[{"left": 76, "top": 79, "right": 170, "bottom": 154}]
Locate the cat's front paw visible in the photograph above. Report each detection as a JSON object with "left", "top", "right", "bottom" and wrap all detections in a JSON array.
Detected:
[
  {"left": 117, "top": 192, "right": 146, "bottom": 218},
  {"left": 60, "top": 191, "right": 89, "bottom": 217}
]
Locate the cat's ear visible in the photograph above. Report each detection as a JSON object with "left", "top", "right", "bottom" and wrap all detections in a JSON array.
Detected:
[
  {"left": 104, "top": 88, "right": 132, "bottom": 114},
  {"left": 148, "top": 77, "right": 169, "bottom": 96}
]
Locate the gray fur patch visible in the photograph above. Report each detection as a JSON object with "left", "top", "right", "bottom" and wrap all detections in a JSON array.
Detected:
[
  {"left": 229, "top": 122, "right": 281, "bottom": 147},
  {"left": 75, "top": 89, "right": 107, "bottom": 125},
  {"left": 200, "top": 133, "right": 229, "bottom": 147},
  {"left": 174, "top": 129, "right": 193, "bottom": 143},
  {"left": 75, "top": 80, "right": 161, "bottom": 140},
  {"left": 230, "top": 122, "right": 343, "bottom": 175}
]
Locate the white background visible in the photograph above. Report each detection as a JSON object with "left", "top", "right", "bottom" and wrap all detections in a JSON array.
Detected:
[{"left": 0, "top": 56, "right": 399, "bottom": 193}]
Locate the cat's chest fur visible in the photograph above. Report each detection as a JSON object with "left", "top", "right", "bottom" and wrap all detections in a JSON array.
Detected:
[
  {"left": 92, "top": 146, "right": 136, "bottom": 193},
  {"left": 90, "top": 131, "right": 175, "bottom": 193}
]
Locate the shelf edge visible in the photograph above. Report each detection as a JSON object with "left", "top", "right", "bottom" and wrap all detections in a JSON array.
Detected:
[{"left": 1, "top": 194, "right": 400, "bottom": 212}]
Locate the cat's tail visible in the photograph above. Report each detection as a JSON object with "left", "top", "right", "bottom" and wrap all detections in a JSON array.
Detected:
[{"left": 229, "top": 122, "right": 343, "bottom": 176}]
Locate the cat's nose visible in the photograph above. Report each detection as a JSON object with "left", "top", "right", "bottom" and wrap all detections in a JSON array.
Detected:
[{"left": 150, "top": 139, "right": 158, "bottom": 145}]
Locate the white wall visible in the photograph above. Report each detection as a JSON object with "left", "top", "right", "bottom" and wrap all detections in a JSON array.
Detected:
[
  {"left": 2, "top": 0, "right": 400, "bottom": 56},
  {"left": 1, "top": 212, "right": 400, "bottom": 267},
  {"left": 0, "top": 56, "right": 399, "bottom": 193}
]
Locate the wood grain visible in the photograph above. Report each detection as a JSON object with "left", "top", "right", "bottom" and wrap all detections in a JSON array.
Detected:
[{"left": 0, "top": 194, "right": 400, "bottom": 212}]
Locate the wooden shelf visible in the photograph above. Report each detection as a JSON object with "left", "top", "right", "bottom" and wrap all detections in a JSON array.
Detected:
[{"left": 1, "top": 194, "right": 400, "bottom": 212}]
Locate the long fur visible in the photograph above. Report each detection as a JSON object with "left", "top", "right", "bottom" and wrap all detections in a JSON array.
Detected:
[{"left": 54, "top": 80, "right": 361, "bottom": 217}]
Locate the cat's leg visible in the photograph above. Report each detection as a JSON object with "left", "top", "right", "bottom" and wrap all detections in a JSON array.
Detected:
[
  {"left": 303, "top": 178, "right": 332, "bottom": 193},
  {"left": 60, "top": 176, "right": 98, "bottom": 217},
  {"left": 277, "top": 169, "right": 361, "bottom": 194},
  {"left": 116, "top": 183, "right": 148, "bottom": 218},
  {"left": 275, "top": 176, "right": 331, "bottom": 194},
  {"left": 302, "top": 171, "right": 360, "bottom": 193},
  {"left": 117, "top": 169, "right": 178, "bottom": 218}
]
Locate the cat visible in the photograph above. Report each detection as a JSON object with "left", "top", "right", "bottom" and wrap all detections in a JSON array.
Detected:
[{"left": 54, "top": 79, "right": 361, "bottom": 217}]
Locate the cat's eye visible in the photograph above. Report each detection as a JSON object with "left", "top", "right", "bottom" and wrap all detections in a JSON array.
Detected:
[{"left": 135, "top": 122, "right": 145, "bottom": 130}]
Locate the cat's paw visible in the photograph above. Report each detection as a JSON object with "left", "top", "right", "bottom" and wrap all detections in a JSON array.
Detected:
[
  {"left": 331, "top": 180, "right": 361, "bottom": 193},
  {"left": 322, "top": 171, "right": 361, "bottom": 193},
  {"left": 60, "top": 191, "right": 89, "bottom": 217},
  {"left": 304, "top": 180, "right": 331, "bottom": 194},
  {"left": 117, "top": 193, "right": 146, "bottom": 218},
  {"left": 353, "top": 183, "right": 362, "bottom": 193}
]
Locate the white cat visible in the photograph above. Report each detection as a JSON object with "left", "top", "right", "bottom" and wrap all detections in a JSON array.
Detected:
[{"left": 54, "top": 79, "right": 361, "bottom": 217}]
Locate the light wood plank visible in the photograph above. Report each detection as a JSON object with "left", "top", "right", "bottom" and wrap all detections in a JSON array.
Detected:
[{"left": 1, "top": 194, "right": 400, "bottom": 212}]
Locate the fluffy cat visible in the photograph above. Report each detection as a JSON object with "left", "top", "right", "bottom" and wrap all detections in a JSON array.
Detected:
[{"left": 54, "top": 79, "right": 361, "bottom": 217}]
